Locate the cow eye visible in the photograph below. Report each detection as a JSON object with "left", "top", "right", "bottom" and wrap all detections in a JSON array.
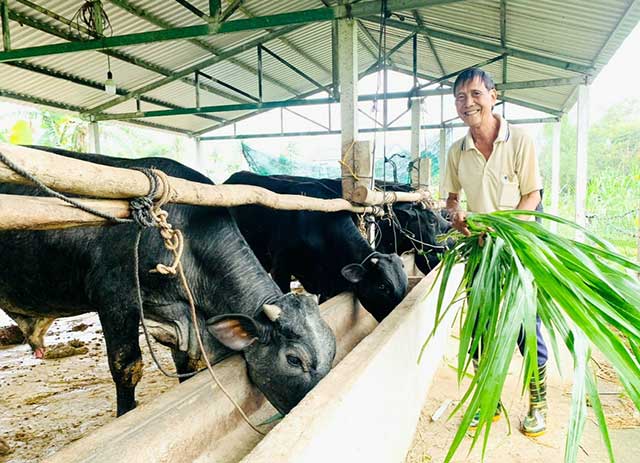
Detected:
[{"left": 286, "top": 355, "right": 303, "bottom": 368}]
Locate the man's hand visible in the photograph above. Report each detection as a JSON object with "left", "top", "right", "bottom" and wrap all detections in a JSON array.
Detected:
[
  {"left": 447, "top": 193, "right": 471, "bottom": 236},
  {"left": 451, "top": 210, "right": 471, "bottom": 236}
]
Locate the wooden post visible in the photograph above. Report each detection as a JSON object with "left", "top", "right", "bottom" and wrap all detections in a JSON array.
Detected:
[
  {"left": 549, "top": 120, "right": 561, "bottom": 233},
  {"left": 575, "top": 84, "right": 589, "bottom": 242}
]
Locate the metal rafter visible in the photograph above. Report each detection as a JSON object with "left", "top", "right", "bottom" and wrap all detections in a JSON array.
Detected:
[
  {"left": 376, "top": 17, "right": 595, "bottom": 74},
  {"left": 9, "top": 6, "right": 248, "bottom": 105},
  {"left": 412, "top": 10, "right": 446, "bottom": 75},
  {"left": 221, "top": 0, "right": 244, "bottom": 22},
  {"left": 86, "top": 25, "right": 304, "bottom": 115},
  {"left": 173, "top": 0, "right": 206, "bottom": 19},
  {"left": 199, "top": 117, "right": 559, "bottom": 141},
  {"left": 260, "top": 45, "right": 332, "bottom": 95},
  {"left": 92, "top": 87, "right": 452, "bottom": 122},
  {"left": 192, "top": 59, "right": 387, "bottom": 137},
  {"left": 239, "top": 3, "right": 330, "bottom": 75},
  {"left": 0, "top": 88, "right": 193, "bottom": 135},
  {"left": 0, "top": 0, "right": 466, "bottom": 62},
  {"left": 5, "top": 61, "right": 225, "bottom": 123},
  {"left": 391, "top": 65, "right": 565, "bottom": 116},
  {"left": 108, "top": 0, "right": 299, "bottom": 97}
]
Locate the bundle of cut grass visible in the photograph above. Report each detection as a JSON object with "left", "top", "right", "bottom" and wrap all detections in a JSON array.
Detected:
[{"left": 421, "top": 209, "right": 640, "bottom": 463}]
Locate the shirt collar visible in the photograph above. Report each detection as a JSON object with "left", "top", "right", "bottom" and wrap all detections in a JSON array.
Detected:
[{"left": 461, "top": 113, "right": 510, "bottom": 151}]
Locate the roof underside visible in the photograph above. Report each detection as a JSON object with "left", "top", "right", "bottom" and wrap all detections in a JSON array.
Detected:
[{"left": 0, "top": 0, "right": 638, "bottom": 136}]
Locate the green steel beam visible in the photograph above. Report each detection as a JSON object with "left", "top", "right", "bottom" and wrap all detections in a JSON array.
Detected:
[
  {"left": 191, "top": 56, "right": 387, "bottom": 137},
  {"left": 199, "top": 116, "right": 559, "bottom": 141},
  {"left": 85, "top": 25, "right": 304, "bottom": 115},
  {"left": 10, "top": 7, "right": 248, "bottom": 105},
  {"left": 497, "top": 76, "right": 588, "bottom": 90},
  {"left": 362, "top": 31, "right": 416, "bottom": 76},
  {"left": 6, "top": 61, "right": 225, "bottom": 123},
  {"left": 239, "top": 3, "right": 330, "bottom": 76},
  {"left": 378, "top": 17, "right": 595, "bottom": 74},
  {"left": 416, "top": 54, "right": 505, "bottom": 91},
  {"left": 210, "top": 0, "right": 221, "bottom": 19},
  {"left": 220, "top": 0, "right": 243, "bottom": 22},
  {"left": 391, "top": 65, "right": 565, "bottom": 117},
  {"left": 92, "top": 87, "right": 451, "bottom": 121},
  {"left": 261, "top": 45, "right": 332, "bottom": 95},
  {"left": 108, "top": 0, "right": 298, "bottom": 96},
  {"left": 174, "top": 0, "right": 206, "bottom": 19},
  {"left": 500, "top": 96, "right": 564, "bottom": 117},
  {"left": 355, "top": 19, "right": 383, "bottom": 61},
  {"left": 412, "top": 10, "right": 446, "bottom": 75},
  {"left": 1, "top": 0, "right": 10, "bottom": 51},
  {"left": 0, "top": 87, "right": 193, "bottom": 135},
  {"left": 0, "top": 1, "right": 465, "bottom": 63}
]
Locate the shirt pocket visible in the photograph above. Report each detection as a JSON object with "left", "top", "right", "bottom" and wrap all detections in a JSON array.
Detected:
[{"left": 498, "top": 175, "right": 520, "bottom": 209}]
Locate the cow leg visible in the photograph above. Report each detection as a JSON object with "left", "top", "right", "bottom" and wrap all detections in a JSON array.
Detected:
[
  {"left": 98, "top": 308, "right": 143, "bottom": 416},
  {"left": 5, "top": 312, "right": 55, "bottom": 358}
]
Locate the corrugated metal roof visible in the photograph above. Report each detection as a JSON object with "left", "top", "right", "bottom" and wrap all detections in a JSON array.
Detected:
[{"left": 0, "top": 0, "right": 637, "bottom": 137}]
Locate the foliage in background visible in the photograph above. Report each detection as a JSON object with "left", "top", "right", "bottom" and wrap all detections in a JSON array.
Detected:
[
  {"left": 240, "top": 139, "right": 441, "bottom": 184},
  {"left": 423, "top": 210, "right": 640, "bottom": 463},
  {"left": 539, "top": 99, "right": 640, "bottom": 257}
]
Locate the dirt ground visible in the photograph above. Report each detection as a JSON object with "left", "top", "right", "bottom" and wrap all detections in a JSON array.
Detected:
[
  {"left": 0, "top": 311, "right": 177, "bottom": 463},
  {"left": 405, "top": 331, "right": 640, "bottom": 463}
]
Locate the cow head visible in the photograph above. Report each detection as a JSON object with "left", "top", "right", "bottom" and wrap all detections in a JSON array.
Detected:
[
  {"left": 206, "top": 293, "right": 336, "bottom": 414},
  {"left": 341, "top": 252, "right": 408, "bottom": 322},
  {"left": 393, "top": 203, "right": 453, "bottom": 275}
]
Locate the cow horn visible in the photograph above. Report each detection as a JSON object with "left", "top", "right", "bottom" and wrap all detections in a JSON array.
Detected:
[{"left": 263, "top": 304, "right": 282, "bottom": 322}]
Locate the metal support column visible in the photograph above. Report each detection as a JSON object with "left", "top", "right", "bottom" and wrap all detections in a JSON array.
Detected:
[
  {"left": 575, "top": 84, "right": 589, "bottom": 241},
  {"left": 89, "top": 121, "right": 101, "bottom": 154},
  {"left": 549, "top": 120, "right": 561, "bottom": 233},
  {"left": 257, "top": 45, "right": 263, "bottom": 101}
]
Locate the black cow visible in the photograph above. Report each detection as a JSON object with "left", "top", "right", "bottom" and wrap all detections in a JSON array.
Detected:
[
  {"left": 224, "top": 171, "right": 408, "bottom": 322},
  {"left": 0, "top": 147, "right": 336, "bottom": 416},
  {"left": 253, "top": 175, "right": 452, "bottom": 276},
  {"left": 372, "top": 182, "right": 452, "bottom": 275}
]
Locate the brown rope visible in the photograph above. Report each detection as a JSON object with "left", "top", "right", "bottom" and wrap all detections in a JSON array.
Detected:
[
  {"left": 338, "top": 141, "right": 359, "bottom": 181},
  {"left": 147, "top": 170, "right": 266, "bottom": 435}
]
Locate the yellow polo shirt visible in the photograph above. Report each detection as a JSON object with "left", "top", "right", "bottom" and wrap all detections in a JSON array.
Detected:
[{"left": 443, "top": 114, "right": 542, "bottom": 213}]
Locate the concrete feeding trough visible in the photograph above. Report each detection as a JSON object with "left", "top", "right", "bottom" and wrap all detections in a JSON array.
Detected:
[{"left": 43, "top": 261, "right": 462, "bottom": 463}]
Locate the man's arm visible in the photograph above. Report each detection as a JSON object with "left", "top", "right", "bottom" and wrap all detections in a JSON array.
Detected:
[
  {"left": 516, "top": 189, "right": 541, "bottom": 215},
  {"left": 447, "top": 193, "right": 470, "bottom": 236}
]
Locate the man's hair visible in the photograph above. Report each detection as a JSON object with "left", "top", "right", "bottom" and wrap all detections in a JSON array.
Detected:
[{"left": 452, "top": 68, "right": 496, "bottom": 94}]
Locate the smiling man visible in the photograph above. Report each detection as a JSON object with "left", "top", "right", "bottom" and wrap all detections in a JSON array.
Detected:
[{"left": 443, "top": 68, "right": 549, "bottom": 437}]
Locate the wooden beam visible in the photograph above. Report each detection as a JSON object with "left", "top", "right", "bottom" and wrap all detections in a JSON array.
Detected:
[{"left": 0, "top": 144, "right": 389, "bottom": 225}]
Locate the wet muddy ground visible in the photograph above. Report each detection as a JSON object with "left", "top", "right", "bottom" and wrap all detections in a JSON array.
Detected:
[{"left": 0, "top": 311, "right": 177, "bottom": 462}]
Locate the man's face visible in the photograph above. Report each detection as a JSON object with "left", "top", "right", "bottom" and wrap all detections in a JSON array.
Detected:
[{"left": 454, "top": 77, "right": 497, "bottom": 129}]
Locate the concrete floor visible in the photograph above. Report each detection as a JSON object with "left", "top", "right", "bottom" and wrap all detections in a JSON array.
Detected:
[{"left": 406, "top": 331, "right": 640, "bottom": 463}]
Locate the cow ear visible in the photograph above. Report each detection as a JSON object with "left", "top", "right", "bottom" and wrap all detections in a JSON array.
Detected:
[
  {"left": 341, "top": 263, "right": 366, "bottom": 283},
  {"left": 206, "top": 314, "right": 261, "bottom": 351}
]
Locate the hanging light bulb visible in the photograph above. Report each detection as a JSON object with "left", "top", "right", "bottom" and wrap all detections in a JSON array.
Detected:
[{"left": 104, "top": 70, "right": 116, "bottom": 95}]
